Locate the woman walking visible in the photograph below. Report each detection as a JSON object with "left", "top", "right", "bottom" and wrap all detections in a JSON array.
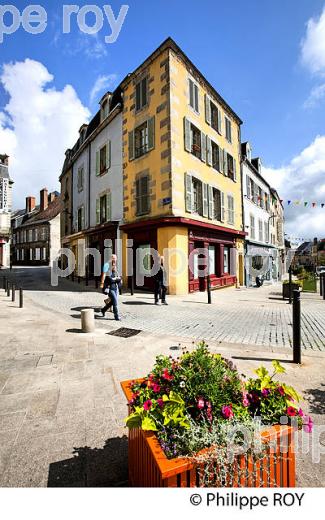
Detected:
[{"left": 101, "top": 256, "right": 122, "bottom": 321}]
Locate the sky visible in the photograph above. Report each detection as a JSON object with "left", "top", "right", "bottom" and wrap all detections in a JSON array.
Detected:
[{"left": 0, "top": 0, "right": 325, "bottom": 242}]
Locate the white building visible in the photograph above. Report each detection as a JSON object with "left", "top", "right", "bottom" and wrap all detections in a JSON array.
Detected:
[
  {"left": 0, "top": 154, "right": 13, "bottom": 268},
  {"left": 60, "top": 88, "right": 123, "bottom": 276},
  {"left": 241, "top": 142, "right": 279, "bottom": 286}
]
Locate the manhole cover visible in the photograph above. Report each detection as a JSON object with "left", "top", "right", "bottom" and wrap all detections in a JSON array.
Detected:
[{"left": 107, "top": 327, "right": 142, "bottom": 338}]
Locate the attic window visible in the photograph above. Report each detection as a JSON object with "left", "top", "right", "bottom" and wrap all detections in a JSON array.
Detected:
[{"left": 101, "top": 99, "right": 109, "bottom": 121}]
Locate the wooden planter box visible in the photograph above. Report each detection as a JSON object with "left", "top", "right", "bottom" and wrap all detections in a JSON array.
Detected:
[
  {"left": 282, "top": 283, "right": 301, "bottom": 300},
  {"left": 121, "top": 380, "right": 295, "bottom": 488}
]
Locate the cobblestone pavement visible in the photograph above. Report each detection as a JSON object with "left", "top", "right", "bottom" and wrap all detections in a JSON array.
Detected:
[
  {"left": 0, "top": 282, "right": 324, "bottom": 487},
  {"left": 3, "top": 267, "right": 325, "bottom": 351}
]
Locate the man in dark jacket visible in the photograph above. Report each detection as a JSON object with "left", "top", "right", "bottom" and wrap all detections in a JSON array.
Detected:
[
  {"left": 154, "top": 256, "right": 167, "bottom": 305},
  {"left": 101, "top": 257, "right": 122, "bottom": 320}
]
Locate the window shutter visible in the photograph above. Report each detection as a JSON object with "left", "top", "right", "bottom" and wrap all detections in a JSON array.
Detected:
[
  {"left": 189, "top": 79, "right": 194, "bottom": 108},
  {"left": 219, "top": 148, "right": 223, "bottom": 173},
  {"left": 221, "top": 192, "right": 225, "bottom": 222},
  {"left": 128, "top": 130, "right": 135, "bottom": 161},
  {"left": 81, "top": 207, "right": 85, "bottom": 230},
  {"left": 141, "top": 176, "right": 149, "bottom": 214},
  {"left": 206, "top": 136, "right": 212, "bottom": 166},
  {"left": 200, "top": 132, "right": 206, "bottom": 162},
  {"left": 185, "top": 173, "right": 192, "bottom": 213},
  {"left": 246, "top": 175, "right": 251, "bottom": 198},
  {"left": 184, "top": 117, "right": 192, "bottom": 152},
  {"left": 194, "top": 83, "right": 199, "bottom": 112},
  {"left": 106, "top": 140, "right": 111, "bottom": 169},
  {"left": 147, "top": 116, "right": 155, "bottom": 151},
  {"left": 96, "top": 150, "right": 100, "bottom": 176},
  {"left": 106, "top": 191, "right": 111, "bottom": 221},
  {"left": 202, "top": 183, "right": 208, "bottom": 217},
  {"left": 223, "top": 150, "right": 228, "bottom": 176},
  {"left": 217, "top": 109, "right": 222, "bottom": 134},
  {"left": 208, "top": 185, "right": 213, "bottom": 220},
  {"left": 230, "top": 248, "right": 237, "bottom": 276},
  {"left": 96, "top": 199, "right": 100, "bottom": 224},
  {"left": 135, "top": 179, "right": 140, "bottom": 215},
  {"left": 136, "top": 82, "right": 141, "bottom": 111},
  {"left": 233, "top": 158, "right": 237, "bottom": 181},
  {"left": 205, "top": 94, "right": 211, "bottom": 125}
]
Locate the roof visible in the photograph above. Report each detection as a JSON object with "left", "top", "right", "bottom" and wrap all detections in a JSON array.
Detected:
[
  {"left": 120, "top": 37, "right": 243, "bottom": 125},
  {"left": 18, "top": 196, "right": 62, "bottom": 228},
  {"left": 296, "top": 242, "right": 312, "bottom": 254}
]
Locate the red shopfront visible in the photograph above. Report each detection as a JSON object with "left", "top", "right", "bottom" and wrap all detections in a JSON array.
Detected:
[{"left": 188, "top": 225, "right": 240, "bottom": 293}]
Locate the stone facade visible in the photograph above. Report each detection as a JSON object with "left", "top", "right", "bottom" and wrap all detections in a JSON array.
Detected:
[{"left": 0, "top": 154, "right": 13, "bottom": 268}]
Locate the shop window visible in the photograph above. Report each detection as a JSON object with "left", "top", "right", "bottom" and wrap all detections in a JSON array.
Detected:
[
  {"left": 208, "top": 246, "right": 215, "bottom": 275},
  {"left": 224, "top": 247, "right": 230, "bottom": 274}
]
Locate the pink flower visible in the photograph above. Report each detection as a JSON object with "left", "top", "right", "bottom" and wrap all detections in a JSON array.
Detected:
[
  {"left": 242, "top": 397, "right": 250, "bottom": 407},
  {"left": 222, "top": 404, "right": 234, "bottom": 419},
  {"left": 261, "top": 388, "right": 270, "bottom": 397},
  {"left": 197, "top": 397, "right": 205, "bottom": 410},
  {"left": 157, "top": 398, "right": 164, "bottom": 408},
  {"left": 152, "top": 383, "right": 161, "bottom": 393},
  {"left": 278, "top": 386, "right": 285, "bottom": 396},
  {"left": 298, "top": 408, "right": 304, "bottom": 417},
  {"left": 303, "top": 415, "right": 313, "bottom": 433},
  {"left": 143, "top": 399, "right": 152, "bottom": 411},
  {"left": 287, "top": 406, "right": 297, "bottom": 417}
]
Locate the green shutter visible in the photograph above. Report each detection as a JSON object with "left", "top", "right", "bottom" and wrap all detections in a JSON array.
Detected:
[
  {"left": 219, "top": 148, "right": 224, "bottom": 173},
  {"left": 106, "top": 140, "right": 111, "bottom": 169},
  {"left": 96, "top": 151, "right": 100, "bottom": 176},
  {"left": 189, "top": 79, "right": 194, "bottom": 108},
  {"left": 106, "top": 191, "right": 111, "bottom": 221},
  {"left": 96, "top": 199, "right": 100, "bottom": 224},
  {"left": 128, "top": 130, "right": 135, "bottom": 161},
  {"left": 218, "top": 109, "right": 222, "bottom": 135},
  {"left": 202, "top": 183, "right": 208, "bottom": 217},
  {"left": 206, "top": 136, "right": 212, "bottom": 166},
  {"left": 208, "top": 185, "right": 213, "bottom": 220},
  {"left": 205, "top": 94, "right": 211, "bottom": 125},
  {"left": 200, "top": 131, "right": 206, "bottom": 162},
  {"left": 233, "top": 158, "right": 237, "bottom": 181},
  {"left": 223, "top": 150, "right": 228, "bottom": 176},
  {"left": 184, "top": 117, "right": 192, "bottom": 152},
  {"left": 221, "top": 192, "right": 225, "bottom": 222},
  {"left": 185, "top": 173, "right": 192, "bottom": 213},
  {"left": 194, "top": 84, "right": 199, "bottom": 112},
  {"left": 147, "top": 116, "right": 155, "bottom": 151}
]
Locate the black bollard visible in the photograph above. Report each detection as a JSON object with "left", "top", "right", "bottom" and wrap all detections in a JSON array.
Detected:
[
  {"left": 288, "top": 266, "right": 293, "bottom": 304},
  {"left": 292, "top": 289, "right": 301, "bottom": 364},
  {"left": 322, "top": 275, "right": 325, "bottom": 301},
  {"left": 19, "top": 288, "right": 23, "bottom": 308},
  {"left": 130, "top": 276, "right": 134, "bottom": 296},
  {"left": 3, "top": 276, "right": 6, "bottom": 290},
  {"left": 6, "top": 282, "right": 10, "bottom": 297},
  {"left": 12, "top": 284, "right": 15, "bottom": 302},
  {"left": 207, "top": 275, "right": 211, "bottom": 304},
  {"left": 320, "top": 273, "right": 323, "bottom": 297}
]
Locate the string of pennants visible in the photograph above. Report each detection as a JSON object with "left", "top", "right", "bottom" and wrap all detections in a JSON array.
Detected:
[{"left": 276, "top": 198, "right": 325, "bottom": 208}]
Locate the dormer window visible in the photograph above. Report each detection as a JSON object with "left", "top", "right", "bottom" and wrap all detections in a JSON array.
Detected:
[
  {"left": 246, "top": 144, "right": 251, "bottom": 162},
  {"left": 100, "top": 96, "right": 110, "bottom": 122},
  {"left": 79, "top": 126, "right": 88, "bottom": 145}
]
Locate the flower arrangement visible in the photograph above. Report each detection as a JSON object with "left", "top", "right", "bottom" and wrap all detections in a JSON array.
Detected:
[{"left": 125, "top": 342, "right": 313, "bottom": 461}]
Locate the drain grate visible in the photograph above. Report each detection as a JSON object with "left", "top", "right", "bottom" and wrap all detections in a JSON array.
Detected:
[{"left": 107, "top": 327, "right": 142, "bottom": 338}]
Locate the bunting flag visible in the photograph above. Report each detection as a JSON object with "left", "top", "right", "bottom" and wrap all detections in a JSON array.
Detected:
[{"left": 304, "top": 202, "right": 308, "bottom": 207}]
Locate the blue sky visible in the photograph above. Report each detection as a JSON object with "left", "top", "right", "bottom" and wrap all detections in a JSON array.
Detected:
[{"left": 1, "top": 0, "right": 325, "bottom": 238}]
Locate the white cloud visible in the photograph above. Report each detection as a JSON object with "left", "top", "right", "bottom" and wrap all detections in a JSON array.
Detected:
[
  {"left": 303, "top": 82, "right": 325, "bottom": 108},
  {"left": 301, "top": 6, "right": 325, "bottom": 75},
  {"left": 0, "top": 59, "right": 90, "bottom": 209},
  {"left": 263, "top": 136, "right": 325, "bottom": 240},
  {"left": 89, "top": 74, "right": 118, "bottom": 105}
]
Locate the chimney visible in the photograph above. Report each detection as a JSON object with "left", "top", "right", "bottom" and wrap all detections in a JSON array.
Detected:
[
  {"left": 48, "top": 192, "right": 57, "bottom": 204},
  {"left": 26, "top": 196, "right": 36, "bottom": 213},
  {"left": 40, "top": 188, "right": 48, "bottom": 211}
]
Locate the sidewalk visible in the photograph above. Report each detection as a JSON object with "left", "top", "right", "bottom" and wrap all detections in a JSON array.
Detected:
[{"left": 0, "top": 289, "right": 325, "bottom": 486}]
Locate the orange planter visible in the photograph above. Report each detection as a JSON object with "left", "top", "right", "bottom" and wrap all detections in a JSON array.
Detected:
[{"left": 121, "top": 379, "right": 296, "bottom": 488}]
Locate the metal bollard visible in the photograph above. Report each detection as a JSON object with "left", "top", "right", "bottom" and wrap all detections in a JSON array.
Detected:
[
  {"left": 7, "top": 282, "right": 10, "bottom": 297},
  {"left": 322, "top": 275, "right": 325, "bottom": 301},
  {"left": 12, "top": 284, "right": 15, "bottom": 302},
  {"left": 292, "top": 289, "right": 301, "bottom": 364},
  {"left": 320, "top": 273, "right": 323, "bottom": 297},
  {"left": 130, "top": 276, "right": 134, "bottom": 296},
  {"left": 19, "top": 288, "right": 23, "bottom": 308},
  {"left": 3, "top": 276, "right": 6, "bottom": 290},
  {"left": 288, "top": 266, "right": 293, "bottom": 304},
  {"left": 207, "top": 275, "right": 212, "bottom": 304}
]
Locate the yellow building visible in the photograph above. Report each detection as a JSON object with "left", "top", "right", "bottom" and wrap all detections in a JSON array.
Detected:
[{"left": 121, "top": 38, "right": 245, "bottom": 294}]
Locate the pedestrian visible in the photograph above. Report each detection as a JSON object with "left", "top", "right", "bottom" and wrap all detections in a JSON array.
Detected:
[
  {"left": 101, "top": 255, "right": 122, "bottom": 320},
  {"left": 154, "top": 256, "right": 168, "bottom": 305},
  {"left": 99, "top": 254, "right": 116, "bottom": 313}
]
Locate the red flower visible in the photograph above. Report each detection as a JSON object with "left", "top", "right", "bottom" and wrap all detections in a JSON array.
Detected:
[
  {"left": 222, "top": 404, "right": 234, "bottom": 419},
  {"left": 143, "top": 400, "right": 152, "bottom": 411},
  {"left": 157, "top": 398, "right": 164, "bottom": 408},
  {"left": 162, "top": 368, "right": 173, "bottom": 381},
  {"left": 298, "top": 408, "right": 304, "bottom": 417},
  {"left": 278, "top": 386, "right": 285, "bottom": 396},
  {"left": 152, "top": 383, "right": 161, "bottom": 393},
  {"left": 287, "top": 406, "right": 297, "bottom": 417}
]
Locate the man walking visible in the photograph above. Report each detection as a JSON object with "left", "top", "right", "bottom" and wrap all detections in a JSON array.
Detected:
[
  {"left": 101, "top": 255, "right": 122, "bottom": 320},
  {"left": 154, "top": 256, "right": 168, "bottom": 305}
]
